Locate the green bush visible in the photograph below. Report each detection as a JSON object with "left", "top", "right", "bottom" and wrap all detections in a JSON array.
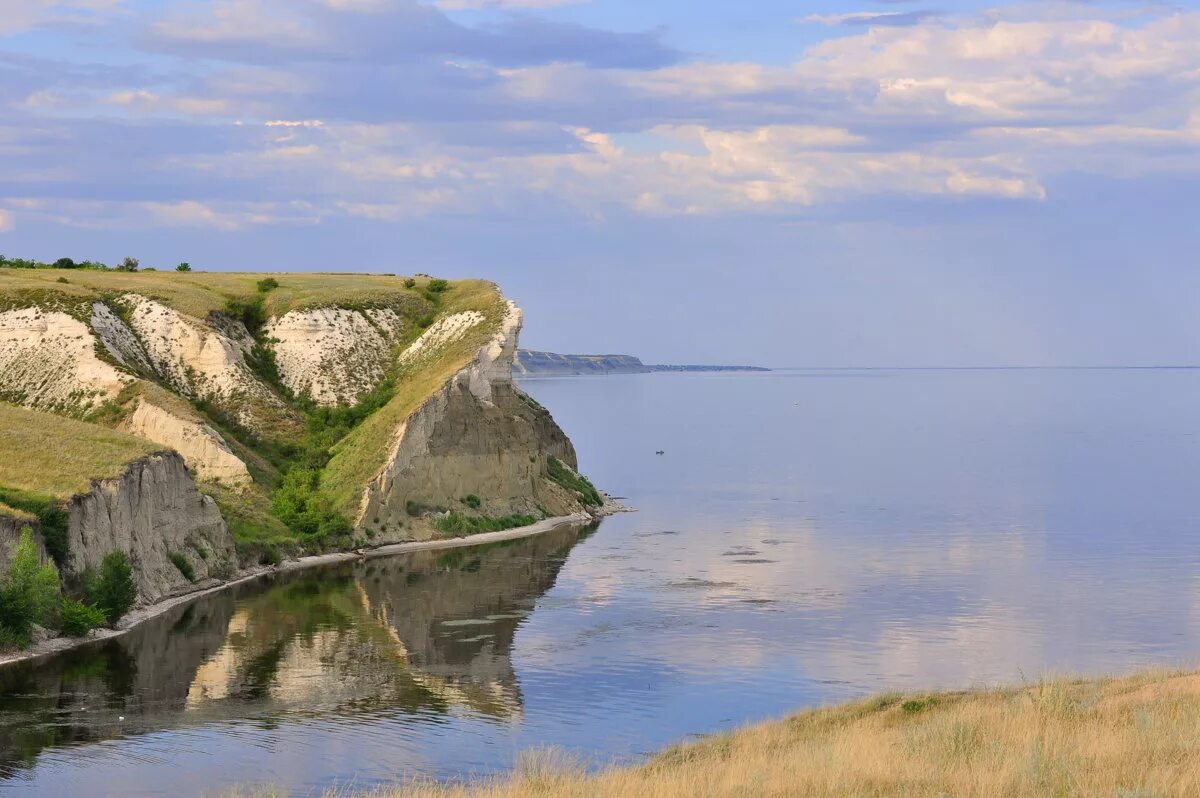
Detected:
[
  {"left": 427, "top": 278, "right": 449, "bottom": 293},
  {"left": 271, "top": 468, "right": 352, "bottom": 546},
  {"left": 89, "top": 551, "right": 137, "bottom": 626},
  {"left": 461, "top": 494, "right": 481, "bottom": 509},
  {"left": 223, "top": 296, "right": 267, "bottom": 333},
  {"left": 176, "top": 262, "right": 192, "bottom": 272},
  {"left": 403, "top": 278, "right": 416, "bottom": 289},
  {"left": 546, "top": 457, "right": 603, "bottom": 507},
  {"left": 117, "top": 256, "right": 139, "bottom": 272},
  {"left": 169, "top": 552, "right": 196, "bottom": 582},
  {"left": 0, "top": 528, "right": 61, "bottom": 648},
  {"left": 433, "top": 512, "right": 537, "bottom": 536},
  {"left": 256, "top": 277, "right": 279, "bottom": 292},
  {"left": 0, "top": 489, "right": 70, "bottom": 569},
  {"left": 58, "top": 597, "right": 105, "bottom": 637},
  {"left": 53, "top": 257, "right": 77, "bottom": 269}
]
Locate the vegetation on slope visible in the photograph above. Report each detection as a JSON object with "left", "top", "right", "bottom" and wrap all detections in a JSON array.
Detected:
[
  {"left": 0, "top": 268, "right": 559, "bottom": 565},
  {"left": 322, "top": 280, "right": 507, "bottom": 518},
  {"left": 324, "top": 669, "right": 1200, "bottom": 798}
]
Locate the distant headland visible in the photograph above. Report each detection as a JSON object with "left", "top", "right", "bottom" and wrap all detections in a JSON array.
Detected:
[{"left": 515, "top": 350, "right": 770, "bottom": 376}]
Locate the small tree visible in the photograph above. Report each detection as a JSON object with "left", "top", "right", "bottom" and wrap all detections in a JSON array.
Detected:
[
  {"left": 89, "top": 551, "right": 137, "bottom": 626},
  {"left": 117, "top": 256, "right": 139, "bottom": 272},
  {"left": 53, "top": 257, "right": 77, "bottom": 270},
  {"left": 176, "top": 262, "right": 192, "bottom": 272},
  {"left": 0, "top": 528, "right": 60, "bottom": 648}
]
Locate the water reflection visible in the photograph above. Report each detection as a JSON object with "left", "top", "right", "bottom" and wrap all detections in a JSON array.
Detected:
[{"left": 0, "top": 522, "right": 597, "bottom": 780}]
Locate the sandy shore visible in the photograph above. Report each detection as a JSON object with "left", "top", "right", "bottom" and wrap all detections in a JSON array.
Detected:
[{"left": 0, "top": 499, "right": 630, "bottom": 667}]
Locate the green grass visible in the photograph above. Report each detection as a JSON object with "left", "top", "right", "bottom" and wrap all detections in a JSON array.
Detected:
[
  {"left": 322, "top": 280, "right": 507, "bottom": 518},
  {"left": 0, "top": 502, "right": 33, "bottom": 522},
  {"left": 546, "top": 457, "right": 603, "bottom": 507},
  {"left": 0, "top": 404, "right": 162, "bottom": 498}
]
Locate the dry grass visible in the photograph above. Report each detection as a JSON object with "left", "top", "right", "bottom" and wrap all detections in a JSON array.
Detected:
[
  {"left": 0, "top": 267, "right": 429, "bottom": 319},
  {"left": 0, "top": 403, "right": 162, "bottom": 497},
  {"left": 287, "top": 669, "right": 1200, "bottom": 798},
  {"left": 0, "top": 501, "right": 34, "bottom": 521}
]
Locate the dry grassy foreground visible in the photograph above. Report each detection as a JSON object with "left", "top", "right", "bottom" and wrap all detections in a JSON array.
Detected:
[{"left": 247, "top": 668, "right": 1200, "bottom": 798}]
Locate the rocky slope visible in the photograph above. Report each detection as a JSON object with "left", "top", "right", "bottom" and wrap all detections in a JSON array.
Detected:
[{"left": 0, "top": 268, "right": 604, "bottom": 626}]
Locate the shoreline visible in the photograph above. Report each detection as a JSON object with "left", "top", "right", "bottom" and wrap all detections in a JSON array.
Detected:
[
  {"left": 349, "top": 666, "right": 1200, "bottom": 797},
  {"left": 0, "top": 498, "right": 630, "bottom": 668}
]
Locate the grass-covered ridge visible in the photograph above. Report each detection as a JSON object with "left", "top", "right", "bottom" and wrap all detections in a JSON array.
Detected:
[
  {"left": 343, "top": 668, "right": 1200, "bottom": 798},
  {"left": 0, "top": 267, "right": 434, "bottom": 320},
  {"left": 0, "top": 404, "right": 162, "bottom": 499}
]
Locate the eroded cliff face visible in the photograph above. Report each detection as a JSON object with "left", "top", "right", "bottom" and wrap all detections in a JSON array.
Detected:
[
  {"left": 359, "top": 301, "right": 586, "bottom": 537},
  {"left": 0, "top": 307, "right": 130, "bottom": 413},
  {"left": 265, "top": 307, "right": 406, "bottom": 406},
  {"left": 64, "top": 452, "right": 236, "bottom": 603},
  {"left": 0, "top": 514, "right": 47, "bottom": 578}
]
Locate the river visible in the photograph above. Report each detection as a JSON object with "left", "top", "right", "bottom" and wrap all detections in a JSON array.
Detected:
[{"left": 4, "top": 368, "right": 1200, "bottom": 795}]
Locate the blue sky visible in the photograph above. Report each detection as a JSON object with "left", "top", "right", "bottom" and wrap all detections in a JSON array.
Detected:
[{"left": 2, "top": 0, "right": 1199, "bottom": 366}]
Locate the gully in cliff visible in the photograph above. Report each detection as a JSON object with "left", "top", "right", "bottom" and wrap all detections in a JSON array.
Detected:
[{"left": 0, "top": 268, "right": 621, "bottom": 665}]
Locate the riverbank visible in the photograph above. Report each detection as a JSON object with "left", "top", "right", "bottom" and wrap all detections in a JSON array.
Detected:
[
  {"left": 0, "top": 497, "right": 629, "bottom": 668},
  {"left": 328, "top": 667, "right": 1200, "bottom": 797}
]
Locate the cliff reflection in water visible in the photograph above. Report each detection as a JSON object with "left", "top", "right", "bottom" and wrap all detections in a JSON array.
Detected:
[{"left": 0, "top": 522, "right": 597, "bottom": 777}]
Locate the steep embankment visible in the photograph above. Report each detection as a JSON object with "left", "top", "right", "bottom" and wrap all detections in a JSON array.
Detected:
[
  {"left": 0, "top": 405, "right": 234, "bottom": 601},
  {"left": 0, "top": 268, "right": 605, "bottom": 634}
]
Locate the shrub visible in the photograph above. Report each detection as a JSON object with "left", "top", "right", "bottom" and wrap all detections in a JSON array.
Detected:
[
  {"left": 403, "top": 278, "right": 416, "bottom": 289},
  {"left": 461, "top": 494, "right": 481, "bottom": 509},
  {"left": 117, "top": 256, "right": 139, "bottom": 272},
  {"left": 433, "top": 512, "right": 537, "bottom": 536},
  {"left": 169, "top": 552, "right": 196, "bottom": 582},
  {"left": 0, "top": 528, "right": 61, "bottom": 648},
  {"left": 56, "top": 276, "right": 69, "bottom": 284},
  {"left": 256, "top": 277, "right": 279, "bottom": 292},
  {"left": 223, "top": 296, "right": 267, "bottom": 333},
  {"left": 53, "top": 257, "right": 77, "bottom": 270},
  {"left": 58, "top": 597, "right": 105, "bottom": 637},
  {"left": 546, "top": 457, "right": 603, "bottom": 507},
  {"left": 89, "top": 551, "right": 137, "bottom": 626},
  {"left": 176, "top": 262, "right": 192, "bottom": 272},
  {"left": 427, "top": 278, "right": 449, "bottom": 293}
]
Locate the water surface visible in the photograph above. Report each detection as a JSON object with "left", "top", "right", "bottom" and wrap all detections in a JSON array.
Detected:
[{"left": 4, "top": 368, "right": 1200, "bottom": 795}]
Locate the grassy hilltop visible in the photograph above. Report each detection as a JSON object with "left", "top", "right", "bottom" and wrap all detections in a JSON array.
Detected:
[
  {"left": 0, "top": 265, "right": 513, "bottom": 563},
  {"left": 326, "top": 669, "right": 1200, "bottom": 798}
]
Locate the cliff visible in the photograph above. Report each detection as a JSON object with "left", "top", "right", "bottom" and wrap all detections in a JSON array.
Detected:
[
  {"left": 0, "top": 405, "right": 235, "bottom": 603},
  {"left": 0, "top": 267, "right": 604, "bottom": 627},
  {"left": 515, "top": 349, "right": 770, "bottom": 375},
  {"left": 514, "top": 350, "right": 651, "bottom": 375}
]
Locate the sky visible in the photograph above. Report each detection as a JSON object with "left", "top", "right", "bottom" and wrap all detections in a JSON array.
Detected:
[{"left": 1, "top": 0, "right": 1199, "bottom": 366}]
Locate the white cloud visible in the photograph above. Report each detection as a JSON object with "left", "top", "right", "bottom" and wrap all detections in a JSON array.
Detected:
[
  {"left": 0, "top": 209, "right": 13, "bottom": 232},
  {"left": 3, "top": 4, "right": 1200, "bottom": 228},
  {"left": 434, "top": 0, "right": 584, "bottom": 8}
]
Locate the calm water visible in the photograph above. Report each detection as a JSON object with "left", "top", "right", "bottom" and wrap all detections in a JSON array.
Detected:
[{"left": 4, "top": 369, "right": 1200, "bottom": 795}]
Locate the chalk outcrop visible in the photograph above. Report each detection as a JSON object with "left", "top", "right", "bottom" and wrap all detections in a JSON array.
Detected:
[
  {"left": 64, "top": 452, "right": 235, "bottom": 603},
  {"left": 265, "top": 307, "right": 405, "bottom": 406},
  {"left": 0, "top": 307, "right": 130, "bottom": 412},
  {"left": 120, "top": 399, "right": 251, "bottom": 485}
]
